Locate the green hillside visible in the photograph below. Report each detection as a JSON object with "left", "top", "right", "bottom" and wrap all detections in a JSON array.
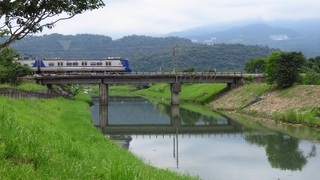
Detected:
[{"left": 5, "top": 34, "right": 276, "bottom": 72}]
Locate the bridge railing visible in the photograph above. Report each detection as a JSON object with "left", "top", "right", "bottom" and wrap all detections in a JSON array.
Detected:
[
  {"left": 34, "top": 71, "right": 246, "bottom": 78},
  {"left": 127, "top": 71, "right": 243, "bottom": 76}
]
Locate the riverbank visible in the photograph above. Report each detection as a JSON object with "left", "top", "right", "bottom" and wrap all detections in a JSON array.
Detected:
[
  {"left": 2, "top": 81, "right": 320, "bottom": 178},
  {"left": 0, "top": 88, "right": 198, "bottom": 179},
  {"left": 112, "top": 82, "right": 320, "bottom": 128},
  {"left": 207, "top": 83, "right": 320, "bottom": 127}
]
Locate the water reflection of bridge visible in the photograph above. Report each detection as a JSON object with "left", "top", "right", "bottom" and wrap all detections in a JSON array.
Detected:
[
  {"left": 93, "top": 100, "right": 243, "bottom": 170},
  {"left": 97, "top": 124, "right": 242, "bottom": 135},
  {"left": 95, "top": 104, "right": 243, "bottom": 136}
]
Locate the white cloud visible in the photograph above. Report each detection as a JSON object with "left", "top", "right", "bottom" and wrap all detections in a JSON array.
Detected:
[{"left": 38, "top": 0, "right": 320, "bottom": 38}]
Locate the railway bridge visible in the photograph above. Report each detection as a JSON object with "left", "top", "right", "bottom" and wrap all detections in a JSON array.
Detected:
[{"left": 34, "top": 72, "right": 259, "bottom": 105}]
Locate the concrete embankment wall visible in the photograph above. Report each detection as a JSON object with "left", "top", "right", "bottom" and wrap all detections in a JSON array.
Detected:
[{"left": 0, "top": 88, "right": 73, "bottom": 99}]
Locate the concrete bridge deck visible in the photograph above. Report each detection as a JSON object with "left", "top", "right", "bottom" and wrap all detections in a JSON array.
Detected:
[
  {"left": 33, "top": 72, "right": 264, "bottom": 105},
  {"left": 34, "top": 71, "right": 245, "bottom": 84}
]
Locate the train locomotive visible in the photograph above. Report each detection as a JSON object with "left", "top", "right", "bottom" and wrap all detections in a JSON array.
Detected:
[{"left": 16, "top": 57, "right": 132, "bottom": 74}]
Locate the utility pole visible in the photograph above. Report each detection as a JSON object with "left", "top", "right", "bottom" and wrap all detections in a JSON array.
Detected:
[{"left": 172, "top": 45, "right": 179, "bottom": 72}]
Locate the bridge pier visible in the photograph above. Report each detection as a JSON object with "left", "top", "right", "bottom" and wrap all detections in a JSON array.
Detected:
[
  {"left": 227, "top": 78, "right": 242, "bottom": 90},
  {"left": 171, "top": 83, "right": 181, "bottom": 105},
  {"left": 99, "top": 83, "right": 109, "bottom": 106},
  {"left": 46, "top": 84, "right": 53, "bottom": 93}
]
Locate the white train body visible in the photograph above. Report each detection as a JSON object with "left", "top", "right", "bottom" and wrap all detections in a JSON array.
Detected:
[{"left": 16, "top": 57, "right": 132, "bottom": 74}]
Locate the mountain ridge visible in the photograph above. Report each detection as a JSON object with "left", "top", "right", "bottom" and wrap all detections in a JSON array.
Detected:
[{"left": 166, "top": 19, "right": 320, "bottom": 57}]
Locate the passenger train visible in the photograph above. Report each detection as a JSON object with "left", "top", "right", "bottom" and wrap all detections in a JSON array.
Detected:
[{"left": 16, "top": 57, "right": 132, "bottom": 74}]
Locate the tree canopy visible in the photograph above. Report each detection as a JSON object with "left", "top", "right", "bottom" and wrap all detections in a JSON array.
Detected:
[
  {"left": 0, "top": 47, "right": 32, "bottom": 85},
  {"left": 0, "top": 0, "right": 105, "bottom": 48},
  {"left": 244, "top": 57, "right": 266, "bottom": 73},
  {"left": 265, "top": 51, "right": 306, "bottom": 88}
]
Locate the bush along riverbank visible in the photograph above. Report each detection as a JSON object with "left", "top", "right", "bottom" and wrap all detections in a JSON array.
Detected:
[
  {"left": 0, "top": 92, "right": 198, "bottom": 179},
  {"left": 208, "top": 83, "right": 320, "bottom": 128}
]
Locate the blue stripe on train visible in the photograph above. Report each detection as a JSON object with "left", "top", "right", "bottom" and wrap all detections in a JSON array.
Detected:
[
  {"left": 32, "top": 60, "right": 46, "bottom": 67},
  {"left": 120, "top": 59, "right": 132, "bottom": 72}
]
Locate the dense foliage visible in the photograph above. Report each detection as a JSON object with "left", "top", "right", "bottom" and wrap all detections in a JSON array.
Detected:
[
  {"left": 265, "top": 51, "right": 306, "bottom": 88},
  {"left": 0, "top": 47, "right": 32, "bottom": 85},
  {"left": 5, "top": 34, "right": 276, "bottom": 72},
  {"left": 305, "top": 56, "right": 320, "bottom": 73},
  {"left": 244, "top": 57, "right": 266, "bottom": 73},
  {"left": 0, "top": 0, "right": 104, "bottom": 48}
]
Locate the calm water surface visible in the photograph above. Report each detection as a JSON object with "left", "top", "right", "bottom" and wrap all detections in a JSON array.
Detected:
[{"left": 91, "top": 97, "right": 320, "bottom": 180}]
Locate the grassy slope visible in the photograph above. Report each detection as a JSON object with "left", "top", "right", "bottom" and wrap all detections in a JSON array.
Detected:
[
  {"left": 0, "top": 93, "right": 197, "bottom": 179},
  {"left": 208, "top": 83, "right": 320, "bottom": 127}
]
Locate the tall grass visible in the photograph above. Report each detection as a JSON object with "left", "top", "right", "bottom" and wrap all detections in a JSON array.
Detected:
[
  {"left": 0, "top": 95, "right": 198, "bottom": 179},
  {"left": 273, "top": 108, "right": 320, "bottom": 127}
]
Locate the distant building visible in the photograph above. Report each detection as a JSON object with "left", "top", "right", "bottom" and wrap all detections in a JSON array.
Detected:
[
  {"left": 204, "top": 37, "right": 217, "bottom": 45},
  {"left": 269, "top": 34, "right": 289, "bottom": 41},
  {"left": 191, "top": 39, "right": 198, "bottom": 43}
]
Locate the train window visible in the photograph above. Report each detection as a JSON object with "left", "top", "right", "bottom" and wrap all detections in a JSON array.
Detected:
[
  {"left": 97, "top": 62, "right": 102, "bottom": 66},
  {"left": 73, "top": 62, "right": 78, "bottom": 66},
  {"left": 82, "top": 62, "right": 87, "bottom": 66},
  {"left": 48, "top": 63, "right": 55, "bottom": 66},
  {"left": 66, "top": 62, "right": 72, "bottom": 66},
  {"left": 106, "top": 62, "right": 111, "bottom": 66},
  {"left": 59, "top": 62, "right": 64, "bottom": 66},
  {"left": 90, "top": 62, "right": 96, "bottom": 66}
]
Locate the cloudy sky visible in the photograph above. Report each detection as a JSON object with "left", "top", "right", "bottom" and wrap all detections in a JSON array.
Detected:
[{"left": 41, "top": 0, "right": 320, "bottom": 39}]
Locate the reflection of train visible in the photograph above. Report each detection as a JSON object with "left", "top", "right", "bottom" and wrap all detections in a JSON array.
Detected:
[{"left": 16, "top": 57, "right": 132, "bottom": 74}]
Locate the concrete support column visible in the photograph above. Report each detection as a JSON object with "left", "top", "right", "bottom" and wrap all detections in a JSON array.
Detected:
[
  {"left": 99, "top": 83, "right": 108, "bottom": 106},
  {"left": 227, "top": 79, "right": 241, "bottom": 90},
  {"left": 46, "top": 84, "right": 53, "bottom": 94},
  {"left": 171, "top": 83, "right": 181, "bottom": 105},
  {"left": 227, "top": 83, "right": 232, "bottom": 90}
]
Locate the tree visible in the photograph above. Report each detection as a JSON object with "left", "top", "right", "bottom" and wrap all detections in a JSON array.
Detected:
[
  {"left": 0, "top": 47, "right": 33, "bottom": 85},
  {"left": 183, "top": 67, "right": 195, "bottom": 72},
  {"left": 265, "top": 51, "right": 305, "bottom": 88},
  {"left": 0, "top": 0, "right": 105, "bottom": 48},
  {"left": 305, "top": 56, "right": 320, "bottom": 73},
  {"left": 244, "top": 57, "right": 266, "bottom": 73}
]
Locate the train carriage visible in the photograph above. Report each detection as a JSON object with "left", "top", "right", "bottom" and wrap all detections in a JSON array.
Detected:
[{"left": 16, "top": 57, "right": 132, "bottom": 74}]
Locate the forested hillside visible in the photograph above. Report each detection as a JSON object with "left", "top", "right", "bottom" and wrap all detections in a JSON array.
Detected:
[{"left": 5, "top": 34, "right": 276, "bottom": 72}]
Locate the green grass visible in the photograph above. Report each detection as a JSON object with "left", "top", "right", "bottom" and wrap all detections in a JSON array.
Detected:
[
  {"left": 0, "top": 80, "right": 47, "bottom": 91},
  {"left": 136, "top": 83, "right": 227, "bottom": 104},
  {"left": 109, "top": 85, "right": 139, "bottom": 97},
  {"left": 84, "top": 85, "right": 139, "bottom": 97},
  {"left": 0, "top": 94, "right": 198, "bottom": 179},
  {"left": 273, "top": 108, "right": 320, "bottom": 127},
  {"left": 240, "top": 83, "right": 275, "bottom": 97}
]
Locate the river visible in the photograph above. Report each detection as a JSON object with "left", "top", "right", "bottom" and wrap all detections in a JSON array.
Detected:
[{"left": 90, "top": 96, "right": 320, "bottom": 180}]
